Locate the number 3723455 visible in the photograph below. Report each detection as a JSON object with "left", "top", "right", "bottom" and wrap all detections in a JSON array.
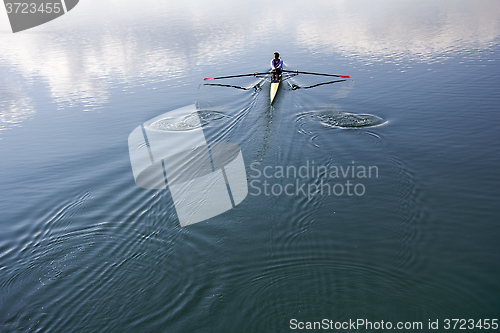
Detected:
[
  {"left": 444, "top": 319, "right": 498, "bottom": 330},
  {"left": 5, "top": 3, "right": 62, "bottom": 14}
]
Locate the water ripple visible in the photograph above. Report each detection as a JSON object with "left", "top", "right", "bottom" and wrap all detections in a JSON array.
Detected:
[{"left": 148, "top": 110, "right": 227, "bottom": 131}]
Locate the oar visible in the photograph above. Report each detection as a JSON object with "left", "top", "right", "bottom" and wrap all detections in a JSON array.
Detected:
[
  {"left": 300, "top": 79, "right": 347, "bottom": 89},
  {"left": 204, "top": 72, "right": 270, "bottom": 80},
  {"left": 203, "top": 83, "right": 251, "bottom": 90},
  {"left": 283, "top": 70, "right": 350, "bottom": 79}
]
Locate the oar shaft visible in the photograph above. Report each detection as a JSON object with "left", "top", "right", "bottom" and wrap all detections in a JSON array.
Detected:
[
  {"left": 301, "top": 79, "right": 346, "bottom": 89},
  {"left": 204, "top": 72, "right": 269, "bottom": 80},
  {"left": 283, "top": 70, "right": 350, "bottom": 79}
]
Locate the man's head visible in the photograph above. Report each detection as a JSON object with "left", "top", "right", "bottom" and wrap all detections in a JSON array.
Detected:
[{"left": 274, "top": 52, "right": 279, "bottom": 59}]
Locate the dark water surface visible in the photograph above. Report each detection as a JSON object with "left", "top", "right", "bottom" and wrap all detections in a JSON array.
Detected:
[{"left": 1, "top": 1, "right": 500, "bottom": 332}]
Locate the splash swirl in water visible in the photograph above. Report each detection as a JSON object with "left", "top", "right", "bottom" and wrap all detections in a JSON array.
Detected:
[
  {"left": 317, "top": 111, "right": 386, "bottom": 128},
  {"left": 148, "top": 110, "right": 227, "bottom": 131}
]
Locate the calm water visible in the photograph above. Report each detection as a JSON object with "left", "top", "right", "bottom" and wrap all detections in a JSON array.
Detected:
[{"left": 1, "top": 1, "right": 500, "bottom": 332}]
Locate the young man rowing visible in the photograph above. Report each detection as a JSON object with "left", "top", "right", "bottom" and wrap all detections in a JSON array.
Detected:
[{"left": 271, "top": 52, "right": 283, "bottom": 82}]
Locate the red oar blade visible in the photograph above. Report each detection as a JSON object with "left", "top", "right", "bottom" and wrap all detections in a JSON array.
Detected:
[
  {"left": 204, "top": 78, "right": 215, "bottom": 80},
  {"left": 339, "top": 75, "right": 350, "bottom": 78}
]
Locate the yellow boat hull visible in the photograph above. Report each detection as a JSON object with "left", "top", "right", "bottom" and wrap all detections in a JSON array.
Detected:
[{"left": 270, "top": 81, "right": 280, "bottom": 103}]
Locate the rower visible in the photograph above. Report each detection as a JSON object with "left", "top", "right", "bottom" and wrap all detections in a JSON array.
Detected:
[{"left": 271, "top": 52, "right": 283, "bottom": 82}]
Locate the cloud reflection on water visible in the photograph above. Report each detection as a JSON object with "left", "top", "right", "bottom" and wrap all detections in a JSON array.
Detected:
[
  {"left": 0, "top": 0, "right": 498, "bottom": 130},
  {"left": 296, "top": 0, "right": 500, "bottom": 63}
]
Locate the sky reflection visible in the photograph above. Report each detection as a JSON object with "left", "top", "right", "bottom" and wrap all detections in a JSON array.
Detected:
[{"left": 0, "top": 0, "right": 499, "bottom": 130}]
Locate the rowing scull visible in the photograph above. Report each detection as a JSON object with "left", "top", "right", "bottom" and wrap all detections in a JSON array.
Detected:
[{"left": 270, "top": 73, "right": 280, "bottom": 104}]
